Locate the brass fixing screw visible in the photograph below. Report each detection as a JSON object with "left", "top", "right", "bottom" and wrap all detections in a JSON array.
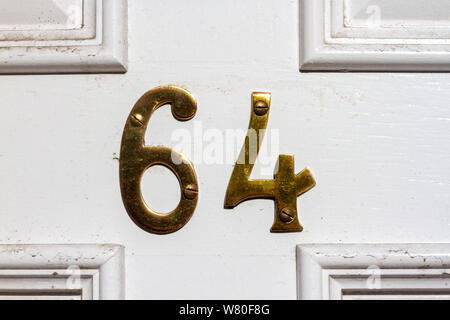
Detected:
[
  {"left": 254, "top": 100, "right": 269, "bottom": 116},
  {"left": 183, "top": 184, "right": 198, "bottom": 200},
  {"left": 130, "top": 113, "right": 145, "bottom": 127},
  {"left": 279, "top": 207, "right": 295, "bottom": 223}
]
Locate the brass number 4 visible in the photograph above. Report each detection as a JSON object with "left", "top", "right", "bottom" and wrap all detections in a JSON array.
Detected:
[{"left": 224, "top": 92, "right": 316, "bottom": 233}]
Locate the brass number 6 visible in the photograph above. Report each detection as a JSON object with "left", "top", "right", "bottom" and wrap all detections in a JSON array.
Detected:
[
  {"left": 120, "top": 86, "right": 199, "bottom": 235},
  {"left": 224, "top": 92, "right": 316, "bottom": 233}
]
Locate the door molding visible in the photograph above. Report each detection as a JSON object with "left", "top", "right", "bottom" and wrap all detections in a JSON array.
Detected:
[
  {"left": 0, "top": 244, "right": 124, "bottom": 300},
  {"left": 0, "top": 0, "right": 127, "bottom": 74},
  {"left": 300, "top": 0, "right": 450, "bottom": 71},
  {"left": 297, "top": 244, "right": 450, "bottom": 300}
]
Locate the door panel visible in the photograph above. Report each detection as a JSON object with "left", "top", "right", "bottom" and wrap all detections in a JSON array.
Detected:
[{"left": 0, "top": 0, "right": 449, "bottom": 299}]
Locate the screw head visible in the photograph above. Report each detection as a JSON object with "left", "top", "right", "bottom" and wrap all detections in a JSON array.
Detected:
[
  {"left": 254, "top": 100, "right": 269, "bottom": 116},
  {"left": 183, "top": 184, "right": 198, "bottom": 200},
  {"left": 279, "top": 207, "right": 295, "bottom": 223},
  {"left": 130, "top": 113, "right": 145, "bottom": 127}
]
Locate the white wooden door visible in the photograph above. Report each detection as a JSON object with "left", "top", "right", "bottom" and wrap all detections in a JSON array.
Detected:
[{"left": 0, "top": 0, "right": 449, "bottom": 300}]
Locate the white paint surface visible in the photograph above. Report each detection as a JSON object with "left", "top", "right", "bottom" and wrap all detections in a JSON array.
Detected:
[
  {"left": 0, "top": 245, "right": 124, "bottom": 300},
  {"left": 345, "top": 0, "right": 450, "bottom": 27},
  {"left": 297, "top": 244, "right": 450, "bottom": 300},
  {"left": 301, "top": 0, "right": 450, "bottom": 71},
  {"left": 0, "top": 0, "right": 83, "bottom": 30},
  {"left": 0, "top": 0, "right": 127, "bottom": 74},
  {"left": 0, "top": 0, "right": 449, "bottom": 299}
]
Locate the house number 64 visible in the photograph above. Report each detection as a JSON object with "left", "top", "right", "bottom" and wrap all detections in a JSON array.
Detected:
[{"left": 119, "top": 86, "right": 315, "bottom": 235}]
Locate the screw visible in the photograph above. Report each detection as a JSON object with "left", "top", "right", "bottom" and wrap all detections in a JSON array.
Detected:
[
  {"left": 279, "top": 207, "right": 295, "bottom": 223},
  {"left": 254, "top": 100, "right": 269, "bottom": 116},
  {"left": 130, "top": 113, "right": 144, "bottom": 127},
  {"left": 183, "top": 184, "right": 198, "bottom": 200}
]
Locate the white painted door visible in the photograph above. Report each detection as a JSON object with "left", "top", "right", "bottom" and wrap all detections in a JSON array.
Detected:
[{"left": 0, "top": 0, "right": 449, "bottom": 299}]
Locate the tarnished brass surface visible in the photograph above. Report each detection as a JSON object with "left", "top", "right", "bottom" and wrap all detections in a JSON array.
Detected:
[
  {"left": 120, "top": 86, "right": 199, "bottom": 235},
  {"left": 224, "top": 92, "right": 316, "bottom": 233}
]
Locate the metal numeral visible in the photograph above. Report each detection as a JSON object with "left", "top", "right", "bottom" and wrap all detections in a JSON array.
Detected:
[
  {"left": 119, "top": 86, "right": 199, "bottom": 234},
  {"left": 224, "top": 92, "right": 316, "bottom": 233}
]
